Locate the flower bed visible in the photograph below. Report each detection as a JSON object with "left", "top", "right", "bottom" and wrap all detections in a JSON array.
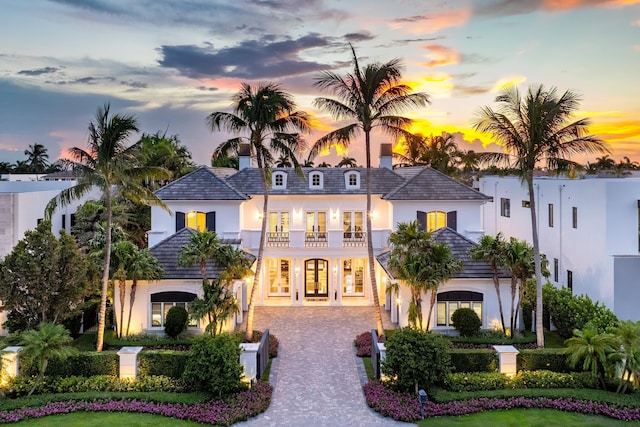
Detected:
[
  {"left": 0, "top": 381, "right": 273, "bottom": 426},
  {"left": 363, "top": 382, "right": 640, "bottom": 422}
]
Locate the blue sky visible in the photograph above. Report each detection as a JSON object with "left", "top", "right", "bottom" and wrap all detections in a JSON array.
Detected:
[{"left": 1, "top": 0, "right": 639, "bottom": 167}]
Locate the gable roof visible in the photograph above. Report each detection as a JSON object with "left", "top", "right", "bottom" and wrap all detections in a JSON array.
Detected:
[
  {"left": 383, "top": 167, "right": 490, "bottom": 201},
  {"left": 155, "top": 166, "right": 249, "bottom": 201},
  {"left": 376, "top": 227, "right": 509, "bottom": 280},
  {"left": 150, "top": 227, "right": 254, "bottom": 280},
  {"left": 225, "top": 167, "right": 406, "bottom": 196}
]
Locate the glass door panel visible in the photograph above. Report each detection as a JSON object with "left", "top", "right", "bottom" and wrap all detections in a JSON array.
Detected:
[{"left": 305, "top": 259, "right": 328, "bottom": 297}]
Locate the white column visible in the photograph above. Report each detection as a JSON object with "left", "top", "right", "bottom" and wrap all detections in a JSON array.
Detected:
[
  {"left": 239, "top": 343, "right": 259, "bottom": 382},
  {"left": 1, "top": 346, "right": 23, "bottom": 386},
  {"left": 117, "top": 346, "right": 144, "bottom": 379},
  {"left": 493, "top": 345, "right": 519, "bottom": 377}
]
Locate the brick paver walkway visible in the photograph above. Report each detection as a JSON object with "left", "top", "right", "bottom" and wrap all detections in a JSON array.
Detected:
[{"left": 237, "top": 306, "right": 412, "bottom": 427}]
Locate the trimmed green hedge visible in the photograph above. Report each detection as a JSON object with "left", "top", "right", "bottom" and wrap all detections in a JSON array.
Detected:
[
  {"left": 449, "top": 349, "right": 498, "bottom": 373},
  {"left": 444, "top": 370, "right": 597, "bottom": 392},
  {"left": 138, "top": 350, "right": 188, "bottom": 378},
  {"left": 21, "top": 352, "right": 119, "bottom": 377},
  {"left": 517, "top": 348, "right": 571, "bottom": 373}
]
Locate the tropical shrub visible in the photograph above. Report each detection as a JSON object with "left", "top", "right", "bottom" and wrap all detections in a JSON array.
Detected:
[
  {"left": 445, "top": 372, "right": 509, "bottom": 392},
  {"left": 564, "top": 325, "right": 620, "bottom": 390},
  {"left": 451, "top": 308, "right": 482, "bottom": 337},
  {"left": 164, "top": 306, "right": 189, "bottom": 339},
  {"left": 382, "top": 327, "right": 451, "bottom": 393},
  {"left": 182, "top": 334, "right": 244, "bottom": 397},
  {"left": 449, "top": 349, "right": 498, "bottom": 372}
]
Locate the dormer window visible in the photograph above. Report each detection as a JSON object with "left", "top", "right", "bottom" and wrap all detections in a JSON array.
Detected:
[
  {"left": 273, "top": 171, "right": 287, "bottom": 189},
  {"left": 309, "top": 171, "right": 323, "bottom": 189},
  {"left": 345, "top": 171, "right": 360, "bottom": 189}
]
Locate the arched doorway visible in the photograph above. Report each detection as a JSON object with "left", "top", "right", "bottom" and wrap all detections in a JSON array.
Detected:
[{"left": 305, "top": 258, "right": 328, "bottom": 297}]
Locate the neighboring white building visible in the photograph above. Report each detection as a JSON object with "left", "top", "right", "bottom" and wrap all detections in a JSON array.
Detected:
[
  {"left": 479, "top": 175, "right": 640, "bottom": 322},
  {"left": 123, "top": 145, "right": 511, "bottom": 335}
]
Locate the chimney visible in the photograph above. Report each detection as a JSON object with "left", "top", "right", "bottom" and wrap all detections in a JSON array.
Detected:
[
  {"left": 379, "top": 143, "right": 393, "bottom": 169},
  {"left": 238, "top": 143, "right": 251, "bottom": 170}
]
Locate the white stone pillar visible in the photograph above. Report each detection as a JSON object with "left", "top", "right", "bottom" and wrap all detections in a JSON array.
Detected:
[
  {"left": 1, "top": 346, "right": 23, "bottom": 385},
  {"left": 117, "top": 346, "right": 144, "bottom": 379},
  {"left": 240, "top": 342, "right": 259, "bottom": 382},
  {"left": 493, "top": 345, "right": 519, "bottom": 377}
]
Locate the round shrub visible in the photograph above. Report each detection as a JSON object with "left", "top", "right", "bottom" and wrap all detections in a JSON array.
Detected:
[
  {"left": 164, "top": 306, "right": 188, "bottom": 339},
  {"left": 451, "top": 307, "right": 482, "bottom": 337},
  {"left": 182, "top": 334, "right": 244, "bottom": 397},
  {"left": 382, "top": 327, "right": 452, "bottom": 393}
]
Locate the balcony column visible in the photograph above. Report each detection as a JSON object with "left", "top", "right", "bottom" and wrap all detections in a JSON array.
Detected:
[{"left": 336, "top": 257, "right": 343, "bottom": 306}]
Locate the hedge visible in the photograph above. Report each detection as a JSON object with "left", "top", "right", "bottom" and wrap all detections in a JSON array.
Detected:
[
  {"left": 138, "top": 351, "right": 188, "bottom": 378},
  {"left": 517, "top": 348, "right": 572, "bottom": 373},
  {"left": 21, "top": 352, "right": 119, "bottom": 377},
  {"left": 449, "top": 349, "right": 497, "bottom": 373},
  {"left": 444, "top": 370, "right": 597, "bottom": 392}
]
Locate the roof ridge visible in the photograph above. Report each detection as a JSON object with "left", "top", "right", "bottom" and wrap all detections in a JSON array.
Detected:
[{"left": 149, "top": 227, "right": 195, "bottom": 250}]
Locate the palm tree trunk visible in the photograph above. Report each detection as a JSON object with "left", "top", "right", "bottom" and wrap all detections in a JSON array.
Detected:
[
  {"left": 513, "top": 278, "right": 524, "bottom": 336},
  {"left": 415, "top": 290, "right": 423, "bottom": 330},
  {"left": 245, "top": 157, "right": 269, "bottom": 342},
  {"left": 509, "top": 276, "right": 517, "bottom": 336},
  {"left": 492, "top": 266, "right": 507, "bottom": 334},
  {"left": 96, "top": 191, "right": 112, "bottom": 352},
  {"left": 126, "top": 281, "right": 137, "bottom": 337},
  {"left": 527, "top": 175, "right": 545, "bottom": 347},
  {"left": 426, "top": 287, "right": 437, "bottom": 330},
  {"left": 365, "top": 131, "right": 384, "bottom": 337},
  {"left": 118, "top": 278, "right": 126, "bottom": 338}
]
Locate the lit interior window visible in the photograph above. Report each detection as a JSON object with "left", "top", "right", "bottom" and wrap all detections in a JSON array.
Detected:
[
  {"left": 426, "top": 211, "right": 446, "bottom": 232},
  {"left": 186, "top": 211, "right": 206, "bottom": 231}
]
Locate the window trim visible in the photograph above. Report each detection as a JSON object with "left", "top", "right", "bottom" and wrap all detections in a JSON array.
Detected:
[
  {"left": 345, "top": 171, "right": 360, "bottom": 189},
  {"left": 548, "top": 203, "right": 554, "bottom": 228},
  {"left": 500, "top": 198, "right": 511, "bottom": 218},
  {"left": 572, "top": 206, "right": 578, "bottom": 229},
  {"left": 309, "top": 171, "right": 324, "bottom": 189},
  {"left": 273, "top": 171, "right": 287, "bottom": 189}
]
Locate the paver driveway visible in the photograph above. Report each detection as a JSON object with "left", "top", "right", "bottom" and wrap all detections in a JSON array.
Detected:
[{"left": 237, "top": 306, "right": 413, "bottom": 427}]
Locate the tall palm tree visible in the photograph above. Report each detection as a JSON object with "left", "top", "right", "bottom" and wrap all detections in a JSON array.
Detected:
[
  {"left": 126, "top": 247, "right": 163, "bottom": 336},
  {"left": 24, "top": 143, "right": 50, "bottom": 174},
  {"left": 311, "top": 45, "right": 429, "bottom": 336},
  {"left": 469, "top": 233, "right": 508, "bottom": 335},
  {"left": 19, "top": 322, "right": 77, "bottom": 396},
  {"left": 111, "top": 239, "right": 136, "bottom": 338},
  {"left": 473, "top": 85, "right": 609, "bottom": 347},
  {"left": 208, "top": 83, "right": 310, "bottom": 341},
  {"left": 501, "top": 238, "right": 534, "bottom": 335},
  {"left": 45, "top": 103, "right": 170, "bottom": 351},
  {"left": 178, "top": 230, "right": 222, "bottom": 283}
]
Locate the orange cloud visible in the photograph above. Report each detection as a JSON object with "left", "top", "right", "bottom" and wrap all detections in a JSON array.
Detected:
[
  {"left": 543, "top": 0, "right": 640, "bottom": 10},
  {"left": 407, "top": 73, "right": 454, "bottom": 98},
  {"left": 389, "top": 8, "right": 471, "bottom": 34},
  {"left": 423, "top": 45, "right": 460, "bottom": 67},
  {"left": 490, "top": 75, "right": 527, "bottom": 92}
]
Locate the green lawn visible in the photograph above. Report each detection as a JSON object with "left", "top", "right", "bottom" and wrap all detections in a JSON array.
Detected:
[
  {"left": 416, "top": 408, "right": 640, "bottom": 426},
  {"left": 12, "top": 412, "right": 204, "bottom": 426}
]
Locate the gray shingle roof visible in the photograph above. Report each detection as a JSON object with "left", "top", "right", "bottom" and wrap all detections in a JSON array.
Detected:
[
  {"left": 226, "top": 167, "right": 406, "bottom": 195},
  {"left": 155, "top": 166, "right": 249, "bottom": 201},
  {"left": 150, "top": 228, "right": 254, "bottom": 280},
  {"left": 383, "top": 167, "right": 490, "bottom": 201},
  {"left": 376, "top": 227, "right": 508, "bottom": 280}
]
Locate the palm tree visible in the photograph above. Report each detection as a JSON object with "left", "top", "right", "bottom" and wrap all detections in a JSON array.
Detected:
[
  {"left": 317, "top": 161, "right": 332, "bottom": 167},
  {"left": 45, "top": 103, "right": 170, "bottom": 351},
  {"left": 612, "top": 320, "right": 640, "bottom": 393},
  {"left": 178, "top": 230, "right": 222, "bottom": 283},
  {"left": 126, "top": 247, "right": 163, "bottom": 337},
  {"left": 111, "top": 239, "right": 136, "bottom": 338},
  {"left": 275, "top": 155, "right": 293, "bottom": 168},
  {"left": 565, "top": 326, "right": 618, "bottom": 390},
  {"left": 24, "top": 143, "right": 50, "bottom": 174},
  {"left": 208, "top": 82, "right": 310, "bottom": 341},
  {"left": 473, "top": 85, "right": 609, "bottom": 347},
  {"left": 336, "top": 156, "right": 357, "bottom": 168},
  {"left": 469, "top": 233, "right": 508, "bottom": 335},
  {"left": 501, "top": 238, "right": 534, "bottom": 335},
  {"left": 394, "top": 133, "right": 460, "bottom": 175},
  {"left": 19, "top": 322, "right": 78, "bottom": 396},
  {"left": 311, "top": 45, "right": 430, "bottom": 336}
]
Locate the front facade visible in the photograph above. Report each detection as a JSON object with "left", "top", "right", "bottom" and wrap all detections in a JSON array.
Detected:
[
  {"left": 136, "top": 146, "right": 509, "bottom": 334},
  {"left": 479, "top": 175, "right": 640, "bottom": 321}
]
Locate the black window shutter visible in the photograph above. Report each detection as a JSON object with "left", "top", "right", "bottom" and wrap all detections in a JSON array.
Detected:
[
  {"left": 416, "top": 211, "right": 427, "bottom": 231},
  {"left": 447, "top": 210, "right": 457, "bottom": 232},
  {"left": 206, "top": 211, "right": 216, "bottom": 232},
  {"left": 176, "top": 211, "right": 185, "bottom": 232}
]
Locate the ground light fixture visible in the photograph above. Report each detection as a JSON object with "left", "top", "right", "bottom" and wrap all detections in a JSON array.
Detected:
[{"left": 418, "top": 389, "right": 428, "bottom": 419}]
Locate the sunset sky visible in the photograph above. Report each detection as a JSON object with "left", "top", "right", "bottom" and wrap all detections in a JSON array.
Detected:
[{"left": 1, "top": 0, "right": 639, "bottom": 167}]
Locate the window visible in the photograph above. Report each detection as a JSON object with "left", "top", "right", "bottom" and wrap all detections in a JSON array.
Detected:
[
  {"left": 417, "top": 210, "right": 457, "bottom": 232},
  {"left": 500, "top": 198, "right": 510, "bottom": 217},
  {"left": 62, "top": 214, "right": 66, "bottom": 230},
  {"left": 176, "top": 211, "right": 215, "bottom": 232},
  {"left": 150, "top": 292, "right": 197, "bottom": 327},
  {"left": 345, "top": 171, "right": 360, "bottom": 189},
  {"left": 436, "top": 291, "right": 483, "bottom": 327},
  {"left": 273, "top": 172, "right": 287, "bottom": 189},
  {"left": 572, "top": 207, "right": 578, "bottom": 229},
  {"left": 268, "top": 211, "right": 289, "bottom": 233},
  {"left": 548, "top": 204, "right": 554, "bottom": 227},
  {"left": 267, "top": 258, "right": 290, "bottom": 295},
  {"left": 309, "top": 171, "right": 323, "bottom": 189},
  {"left": 567, "top": 270, "right": 573, "bottom": 293},
  {"left": 554, "top": 258, "right": 559, "bottom": 282},
  {"left": 343, "top": 211, "right": 364, "bottom": 239},
  {"left": 343, "top": 258, "right": 365, "bottom": 294},
  {"left": 427, "top": 211, "right": 447, "bottom": 232},
  {"left": 305, "top": 211, "right": 327, "bottom": 242}
]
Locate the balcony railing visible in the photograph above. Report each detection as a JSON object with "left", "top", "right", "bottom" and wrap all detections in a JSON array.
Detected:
[
  {"left": 343, "top": 231, "right": 366, "bottom": 247},
  {"left": 266, "top": 231, "right": 289, "bottom": 247},
  {"left": 305, "top": 231, "right": 327, "bottom": 246}
]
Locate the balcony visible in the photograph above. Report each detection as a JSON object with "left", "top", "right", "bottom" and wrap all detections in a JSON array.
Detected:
[
  {"left": 343, "top": 231, "right": 366, "bottom": 247},
  {"left": 266, "top": 231, "right": 290, "bottom": 247},
  {"left": 305, "top": 231, "right": 327, "bottom": 247}
]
